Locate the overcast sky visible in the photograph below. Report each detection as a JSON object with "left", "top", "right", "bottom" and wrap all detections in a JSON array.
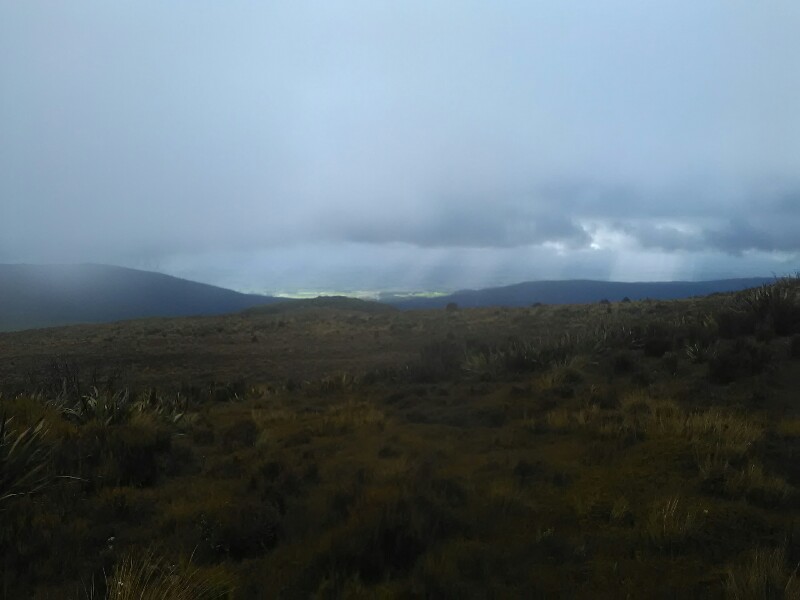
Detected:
[{"left": 2, "top": 2, "right": 799, "bottom": 293}]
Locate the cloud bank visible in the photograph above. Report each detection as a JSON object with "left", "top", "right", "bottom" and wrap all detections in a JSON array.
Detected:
[{"left": 1, "top": 1, "right": 798, "bottom": 290}]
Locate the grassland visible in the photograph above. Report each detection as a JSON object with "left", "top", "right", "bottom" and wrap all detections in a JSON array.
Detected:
[{"left": 2, "top": 279, "right": 800, "bottom": 598}]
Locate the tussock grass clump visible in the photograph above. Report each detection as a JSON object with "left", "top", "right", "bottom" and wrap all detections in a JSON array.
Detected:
[
  {"left": 94, "top": 548, "right": 231, "bottom": 599},
  {"left": 646, "top": 496, "right": 704, "bottom": 551},
  {"left": 680, "top": 409, "right": 762, "bottom": 458},
  {"left": 544, "top": 408, "right": 577, "bottom": 432},
  {"left": 317, "top": 372, "right": 360, "bottom": 395},
  {"left": 316, "top": 400, "right": 386, "bottom": 435},
  {"left": 617, "top": 395, "right": 761, "bottom": 455},
  {"left": 610, "top": 496, "right": 633, "bottom": 526},
  {"left": 726, "top": 463, "right": 793, "bottom": 506},
  {"left": 0, "top": 415, "right": 52, "bottom": 504},
  {"left": 702, "top": 462, "right": 794, "bottom": 508},
  {"left": 725, "top": 545, "right": 800, "bottom": 600},
  {"left": 461, "top": 332, "right": 593, "bottom": 380}
]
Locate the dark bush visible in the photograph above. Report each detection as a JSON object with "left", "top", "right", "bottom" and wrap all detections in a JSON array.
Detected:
[
  {"left": 790, "top": 335, "right": 800, "bottom": 359},
  {"left": 407, "top": 340, "right": 464, "bottom": 383},
  {"left": 247, "top": 459, "right": 301, "bottom": 515},
  {"left": 661, "top": 351, "right": 679, "bottom": 375},
  {"left": 612, "top": 351, "right": 637, "bottom": 375},
  {"left": 195, "top": 501, "right": 282, "bottom": 562},
  {"left": 644, "top": 336, "right": 672, "bottom": 358},
  {"left": 708, "top": 339, "right": 772, "bottom": 384},
  {"left": 58, "top": 421, "right": 172, "bottom": 488},
  {"left": 642, "top": 322, "right": 673, "bottom": 358},
  {"left": 221, "top": 418, "right": 258, "bottom": 450},
  {"left": 327, "top": 493, "right": 462, "bottom": 583},
  {"left": 716, "top": 309, "right": 757, "bottom": 339},
  {"left": 514, "top": 460, "right": 542, "bottom": 486},
  {"left": 717, "top": 280, "right": 800, "bottom": 339},
  {"left": 589, "top": 387, "right": 619, "bottom": 410},
  {"left": 739, "top": 281, "right": 800, "bottom": 336}
]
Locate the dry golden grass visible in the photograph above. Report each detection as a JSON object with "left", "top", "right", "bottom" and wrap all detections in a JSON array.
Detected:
[
  {"left": 726, "top": 546, "right": 800, "bottom": 600},
  {"left": 645, "top": 496, "right": 704, "bottom": 550},
  {"left": 92, "top": 548, "right": 230, "bottom": 600}
]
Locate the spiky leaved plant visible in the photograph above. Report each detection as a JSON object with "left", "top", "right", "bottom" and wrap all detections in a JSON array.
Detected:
[
  {"left": 0, "top": 414, "right": 52, "bottom": 504},
  {"left": 52, "top": 387, "right": 133, "bottom": 426},
  {"left": 737, "top": 278, "right": 800, "bottom": 336}
]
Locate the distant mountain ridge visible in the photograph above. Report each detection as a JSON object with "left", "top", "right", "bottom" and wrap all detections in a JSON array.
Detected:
[
  {"left": 0, "top": 263, "right": 782, "bottom": 331},
  {"left": 0, "top": 263, "right": 280, "bottom": 331},
  {"left": 384, "top": 278, "right": 777, "bottom": 310}
]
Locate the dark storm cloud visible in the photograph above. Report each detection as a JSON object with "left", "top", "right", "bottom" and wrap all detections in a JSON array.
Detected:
[
  {"left": 704, "top": 220, "right": 800, "bottom": 255},
  {"left": 611, "top": 221, "right": 704, "bottom": 253},
  {"left": 595, "top": 183, "right": 800, "bottom": 255},
  {"left": 330, "top": 198, "right": 591, "bottom": 249}
]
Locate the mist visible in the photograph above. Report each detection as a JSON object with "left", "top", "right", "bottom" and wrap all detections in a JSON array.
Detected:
[{"left": 2, "top": 1, "right": 799, "bottom": 293}]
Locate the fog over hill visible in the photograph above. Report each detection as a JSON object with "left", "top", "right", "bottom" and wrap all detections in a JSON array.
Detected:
[
  {"left": 0, "top": 264, "right": 279, "bottom": 331},
  {"left": 0, "top": 263, "right": 782, "bottom": 331}
]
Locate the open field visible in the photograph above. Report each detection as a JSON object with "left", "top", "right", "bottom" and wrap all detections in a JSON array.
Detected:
[{"left": 2, "top": 280, "right": 800, "bottom": 598}]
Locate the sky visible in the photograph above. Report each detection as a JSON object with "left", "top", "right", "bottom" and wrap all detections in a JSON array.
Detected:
[{"left": 1, "top": 1, "right": 799, "bottom": 294}]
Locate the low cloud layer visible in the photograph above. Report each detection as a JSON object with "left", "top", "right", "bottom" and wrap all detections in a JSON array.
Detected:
[{"left": 1, "top": 2, "right": 798, "bottom": 291}]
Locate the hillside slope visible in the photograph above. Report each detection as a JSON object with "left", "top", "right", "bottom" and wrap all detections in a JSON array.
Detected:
[
  {"left": 386, "top": 277, "right": 775, "bottom": 309},
  {"left": 0, "top": 263, "right": 279, "bottom": 331},
  {"left": 3, "top": 278, "right": 800, "bottom": 597}
]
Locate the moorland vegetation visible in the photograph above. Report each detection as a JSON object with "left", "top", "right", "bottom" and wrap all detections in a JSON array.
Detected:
[{"left": 2, "top": 277, "right": 800, "bottom": 598}]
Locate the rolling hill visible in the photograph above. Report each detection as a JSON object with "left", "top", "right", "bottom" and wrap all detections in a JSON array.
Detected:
[
  {"left": 0, "top": 263, "right": 784, "bottom": 332},
  {"left": 384, "top": 277, "right": 776, "bottom": 309},
  {"left": 0, "top": 263, "right": 279, "bottom": 331}
]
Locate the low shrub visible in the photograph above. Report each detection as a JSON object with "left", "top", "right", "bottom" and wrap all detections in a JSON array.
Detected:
[
  {"left": 612, "top": 351, "right": 638, "bottom": 375},
  {"left": 790, "top": 335, "right": 800, "bottom": 359},
  {"left": 739, "top": 280, "right": 800, "bottom": 336},
  {"left": 642, "top": 322, "right": 674, "bottom": 358},
  {"left": 221, "top": 418, "right": 258, "bottom": 451},
  {"left": 57, "top": 420, "right": 171, "bottom": 488},
  {"left": 406, "top": 341, "right": 465, "bottom": 383},
  {"left": 708, "top": 339, "right": 772, "bottom": 384},
  {"left": 195, "top": 501, "right": 282, "bottom": 562}
]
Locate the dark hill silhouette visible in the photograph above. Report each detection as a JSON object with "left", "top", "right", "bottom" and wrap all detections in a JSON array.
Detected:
[
  {"left": 385, "top": 278, "right": 777, "bottom": 310},
  {"left": 1, "top": 264, "right": 782, "bottom": 330},
  {"left": 0, "top": 263, "right": 279, "bottom": 331},
  {"left": 242, "top": 295, "right": 396, "bottom": 316}
]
